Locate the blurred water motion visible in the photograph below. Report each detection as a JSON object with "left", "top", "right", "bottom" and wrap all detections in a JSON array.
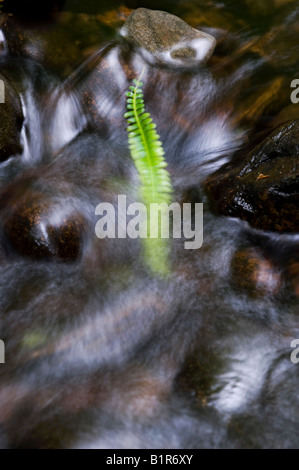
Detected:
[{"left": 0, "top": 0, "right": 298, "bottom": 449}]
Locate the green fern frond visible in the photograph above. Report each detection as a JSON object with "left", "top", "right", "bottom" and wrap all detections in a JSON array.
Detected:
[
  {"left": 124, "top": 73, "right": 173, "bottom": 276},
  {"left": 124, "top": 77, "right": 172, "bottom": 205}
]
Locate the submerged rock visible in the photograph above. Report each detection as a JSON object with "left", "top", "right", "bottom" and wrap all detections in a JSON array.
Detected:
[
  {"left": 286, "top": 259, "right": 299, "bottom": 298},
  {"left": 0, "top": 72, "right": 23, "bottom": 162},
  {"left": 205, "top": 120, "right": 299, "bottom": 233},
  {"left": 231, "top": 247, "right": 281, "bottom": 296},
  {"left": 120, "top": 8, "right": 216, "bottom": 68},
  {"left": 1, "top": 184, "right": 85, "bottom": 261}
]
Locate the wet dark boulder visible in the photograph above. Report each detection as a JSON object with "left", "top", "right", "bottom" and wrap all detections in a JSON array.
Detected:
[
  {"left": 1, "top": 182, "right": 86, "bottom": 262},
  {"left": 120, "top": 8, "right": 216, "bottom": 68},
  {"left": 205, "top": 120, "right": 299, "bottom": 233},
  {"left": 0, "top": 72, "right": 23, "bottom": 162}
]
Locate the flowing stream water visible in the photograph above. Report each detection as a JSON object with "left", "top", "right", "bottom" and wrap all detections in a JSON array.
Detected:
[{"left": 0, "top": 0, "right": 298, "bottom": 448}]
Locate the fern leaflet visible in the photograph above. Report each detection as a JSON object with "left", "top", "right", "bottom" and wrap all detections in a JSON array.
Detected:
[{"left": 124, "top": 73, "right": 173, "bottom": 276}]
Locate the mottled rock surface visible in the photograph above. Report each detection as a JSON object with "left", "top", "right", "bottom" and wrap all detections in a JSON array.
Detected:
[{"left": 120, "top": 8, "right": 216, "bottom": 68}]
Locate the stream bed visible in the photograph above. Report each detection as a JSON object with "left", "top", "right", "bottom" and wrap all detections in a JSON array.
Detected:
[{"left": 0, "top": 0, "right": 298, "bottom": 449}]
